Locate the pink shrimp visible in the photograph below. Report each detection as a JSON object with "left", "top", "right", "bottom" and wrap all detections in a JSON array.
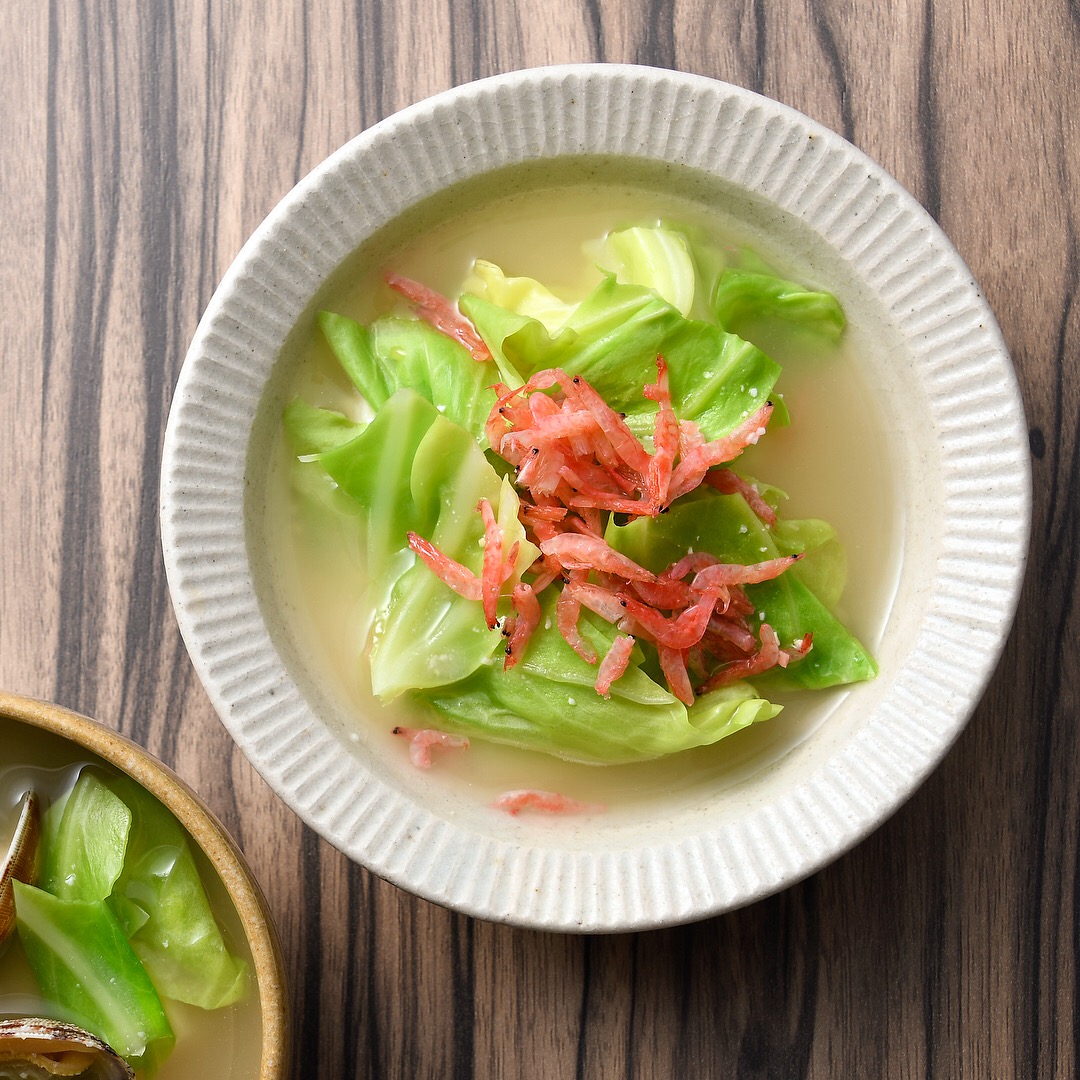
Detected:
[
  {"left": 705, "top": 614, "right": 759, "bottom": 654},
  {"left": 595, "top": 635, "right": 635, "bottom": 697},
  {"left": 562, "top": 374, "right": 652, "bottom": 477},
  {"left": 661, "top": 551, "right": 721, "bottom": 581},
  {"left": 691, "top": 553, "right": 802, "bottom": 589},
  {"left": 529, "top": 391, "right": 562, "bottom": 422},
  {"left": 574, "top": 506, "right": 605, "bottom": 537},
  {"left": 629, "top": 577, "right": 698, "bottom": 610},
  {"left": 392, "top": 726, "right": 470, "bottom": 769},
  {"left": 703, "top": 468, "right": 778, "bottom": 527},
  {"left": 556, "top": 573, "right": 597, "bottom": 663},
  {"left": 539, "top": 534, "right": 656, "bottom": 581},
  {"left": 492, "top": 790, "right": 605, "bottom": 816},
  {"left": 407, "top": 532, "right": 482, "bottom": 601},
  {"left": 564, "top": 579, "right": 633, "bottom": 625},
  {"left": 514, "top": 408, "right": 599, "bottom": 444},
  {"left": 566, "top": 484, "right": 655, "bottom": 516},
  {"left": 773, "top": 631, "right": 814, "bottom": 668},
  {"left": 696, "top": 621, "right": 792, "bottom": 693},
  {"left": 528, "top": 555, "right": 562, "bottom": 595},
  {"left": 667, "top": 402, "right": 774, "bottom": 502},
  {"left": 644, "top": 357, "right": 680, "bottom": 508},
  {"left": 618, "top": 589, "right": 719, "bottom": 651},
  {"left": 477, "top": 498, "right": 503, "bottom": 628},
  {"left": 504, "top": 582, "right": 542, "bottom": 670},
  {"left": 386, "top": 272, "right": 492, "bottom": 363},
  {"left": 657, "top": 644, "right": 695, "bottom": 705},
  {"left": 518, "top": 443, "right": 567, "bottom": 495},
  {"left": 678, "top": 417, "right": 705, "bottom": 458},
  {"left": 522, "top": 504, "right": 568, "bottom": 523}
]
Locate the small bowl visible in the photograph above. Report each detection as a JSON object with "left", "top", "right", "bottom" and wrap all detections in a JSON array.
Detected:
[
  {"left": 161, "top": 65, "right": 1030, "bottom": 930},
  {"left": 0, "top": 690, "right": 288, "bottom": 1077}
]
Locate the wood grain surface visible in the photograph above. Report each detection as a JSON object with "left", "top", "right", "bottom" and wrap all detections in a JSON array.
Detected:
[{"left": 1, "top": 1, "right": 1076, "bottom": 1077}]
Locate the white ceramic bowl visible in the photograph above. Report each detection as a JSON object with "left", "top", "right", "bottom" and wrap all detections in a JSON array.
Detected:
[{"left": 161, "top": 65, "right": 1030, "bottom": 931}]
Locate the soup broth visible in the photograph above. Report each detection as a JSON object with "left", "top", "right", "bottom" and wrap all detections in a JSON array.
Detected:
[
  {"left": 0, "top": 722, "right": 263, "bottom": 1079},
  {"left": 262, "top": 174, "right": 901, "bottom": 813}
]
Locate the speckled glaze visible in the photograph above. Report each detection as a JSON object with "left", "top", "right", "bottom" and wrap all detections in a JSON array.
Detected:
[
  {"left": 160, "top": 65, "right": 1030, "bottom": 931},
  {"left": 0, "top": 691, "right": 289, "bottom": 1076}
]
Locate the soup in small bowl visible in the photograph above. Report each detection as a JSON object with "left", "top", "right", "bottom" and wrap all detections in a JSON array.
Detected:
[
  {"left": 161, "top": 65, "right": 1029, "bottom": 930},
  {"left": 0, "top": 692, "right": 287, "bottom": 1079}
]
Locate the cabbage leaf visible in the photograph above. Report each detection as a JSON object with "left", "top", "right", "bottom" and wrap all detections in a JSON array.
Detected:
[
  {"left": 318, "top": 311, "right": 497, "bottom": 443},
  {"left": 712, "top": 268, "right": 846, "bottom": 342},
  {"left": 461, "top": 275, "right": 781, "bottom": 443},
  {"left": 592, "top": 225, "right": 696, "bottom": 315},
  {"left": 105, "top": 774, "right": 247, "bottom": 1011},
  {"left": 418, "top": 591, "right": 781, "bottom": 764},
  {"left": 315, "top": 389, "right": 539, "bottom": 697},
  {"left": 463, "top": 258, "right": 578, "bottom": 333},
  {"left": 606, "top": 492, "right": 876, "bottom": 689},
  {"left": 41, "top": 769, "right": 130, "bottom": 904},
  {"left": 14, "top": 881, "right": 175, "bottom": 1069}
]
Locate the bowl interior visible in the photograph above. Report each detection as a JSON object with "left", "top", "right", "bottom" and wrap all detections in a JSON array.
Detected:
[
  {"left": 247, "top": 155, "right": 925, "bottom": 833},
  {"left": 162, "top": 66, "right": 1029, "bottom": 929},
  {"left": 0, "top": 692, "right": 288, "bottom": 1078}
]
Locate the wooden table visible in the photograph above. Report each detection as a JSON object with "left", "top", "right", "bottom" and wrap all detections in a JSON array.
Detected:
[{"left": 1, "top": 2, "right": 1075, "bottom": 1076}]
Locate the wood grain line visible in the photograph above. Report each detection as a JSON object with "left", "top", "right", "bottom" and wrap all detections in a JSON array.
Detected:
[
  {"left": 917, "top": 0, "right": 941, "bottom": 220},
  {"left": 920, "top": 882, "right": 947, "bottom": 1080},
  {"left": 119, "top": 0, "right": 182, "bottom": 749},
  {"left": 573, "top": 935, "right": 593, "bottom": 1080},
  {"left": 39, "top": 0, "right": 59, "bottom": 429},
  {"left": 641, "top": 0, "right": 675, "bottom": 70},
  {"left": 197, "top": 3, "right": 226, "bottom": 310},
  {"left": 582, "top": 0, "right": 605, "bottom": 59},
  {"left": 752, "top": 0, "right": 766, "bottom": 94},
  {"left": 293, "top": 827, "right": 325, "bottom": 1078},
  {"left": 450, "top": 913, "right": 476, "bottom": 1080},
  {"left": 52, "top": 0, "right": 122, "bottom": 714},
  {"left": 292, "top": 3, "right": 310, "bottom": 187},
  {"left": 809, "top": 6, "right": 854, "bottom": 144},
  {"left": 343, "top": 858, "right": 382, "bottom": 1076},
  {"left": 1031, "top": 271, "right": 1080, "bottom": 1080},
  {"left": 355, "top": 0, "right": 388, "bottom": 124},
  {"left": 1044, "top": 143, "right": 1078, "bottom": 556}
]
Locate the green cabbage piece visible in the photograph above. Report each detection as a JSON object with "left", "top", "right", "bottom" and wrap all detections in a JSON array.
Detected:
[
  {"left": 41, "top": 769, "right": 130, "bottom": 903},
  {"left": 14, "top": 881, "right": 175, "bottom": 1070},
  {"left": 105, "top": 774, "right": 247, "bottom": 1011},
  {"left": 606, "top": 492, "right": 876, "bottom": 690},
  {"left": 27, "top": 768, "right": 248, "bottom": 1016},
  {"left": 463, "top": 258, "right": 578, "bottom": 333},
  {"left": 314, "top": 389, "right": 539, "bottom": 698},
  {"left": 418, "top": 590, "right": 781, "bottom": 764},
  {"left": 318, "top": 311, "right": 497, "bottom": 443},
  {"left": 712, "top": 268, "right": 846, "bottom": 342},
  {"left": 283, "top": 397, "right": 365, "bottom": 456},
  {"left": 461, "top": 274, "right": 781, "bottom": 443},
  {"left": 771, "top": 515, "right": 847, "bottom": 609},
  {"left": 592, "top": 225, "right": 696, "bottom": 315}
]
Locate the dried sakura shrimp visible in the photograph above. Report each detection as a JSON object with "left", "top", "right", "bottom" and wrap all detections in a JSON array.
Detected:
[
  {"left": 485, "top": 361, "right": 772, "bottom": 517},
  {"left": 406, "top": 363, "right": 811, "bottom": 703},
  {"left": 492, "top": 789, "right": 605, "bottom": 816},
  {"left": 392, "top": 726, "right": 470, "bottom": 769},
  {"left": 386, "top": 272, "right": 492, "bottom": 363},
  {"left": 406, "top": 495, "right": 521, "bottom": 630}
]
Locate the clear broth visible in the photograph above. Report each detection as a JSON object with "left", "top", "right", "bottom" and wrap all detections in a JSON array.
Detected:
[
  {"left": 0, "top": 723, "right": 263, "bottom": 1079},
  {"left": 263, "top": 178, "right": 901, "bottom": 814}
]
